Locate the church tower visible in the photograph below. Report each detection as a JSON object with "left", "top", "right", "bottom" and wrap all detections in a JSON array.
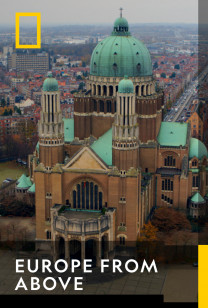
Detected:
[
  {"left": 38, "top": 73, "right": 64, "bottom": 168},
  {"left": 112, "top": 76, "right": 139, "bottom": 170}
]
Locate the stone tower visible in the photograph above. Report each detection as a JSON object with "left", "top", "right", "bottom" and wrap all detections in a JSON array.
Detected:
[
  {"left": 112, "top": 76, "right": 139, "bottom": 170},
  {"left": 38, "top": 73, "right": 64, "bottom": 168}
]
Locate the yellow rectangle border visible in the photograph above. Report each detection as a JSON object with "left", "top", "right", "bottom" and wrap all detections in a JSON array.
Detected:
[
  {"left": 199, "top": 245, "right": 208, "bottom": 308},
  {"left": 15, "top": 12, "right": 41, "bottom": 49}
]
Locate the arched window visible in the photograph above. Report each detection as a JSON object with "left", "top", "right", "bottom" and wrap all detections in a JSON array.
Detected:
[
  {"left": 192, "top": 160, "right": 197, "bottom": 167},
  {"left": 71, "top": 181, "right": 103, "bottom": 211},
  {"left": 103, "top": 85, "right": 107, "bottom": 96},
  {"left": 109, "top": 86, "right": 113, "bottom": 96},
  {"left": 93, "top": 100, "right": 97, "bottom": 111},
  {"left": 164, "top": 155, "right": 176, "bottom": 167},
  {"left": 119, "top": 237, "right": 125, "bottom": 245},
  {"left": 46, "top": 231, "right": 51, "bottom": 240},
  {"left": 93, "top": 84, "right": 96, "bottom": 95},
  {"left": 107, "top": 100, "right": 112, "bottom": 112},
  {"left": 98, "top": 85, "right": 101, "bottom": 96},
  {"left": 99, "top": 100, "right": 104, "bottom": 112}
]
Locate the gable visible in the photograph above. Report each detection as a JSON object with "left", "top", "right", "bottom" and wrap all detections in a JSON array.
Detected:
[{"left": 64, "top": 147, "right": 108, "bottom": 171}]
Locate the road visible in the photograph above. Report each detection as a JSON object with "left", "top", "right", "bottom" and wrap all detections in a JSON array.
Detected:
[{"left": 164, "top": 65, "right": 208, "bottom": 123}]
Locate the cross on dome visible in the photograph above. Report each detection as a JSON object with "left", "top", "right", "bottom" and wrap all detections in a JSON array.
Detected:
[{"left": 120, "top": 7, "right": 123, "bottom": 18}]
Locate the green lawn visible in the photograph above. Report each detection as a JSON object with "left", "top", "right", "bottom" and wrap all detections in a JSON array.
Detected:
[{"left": 0, "top": 161, "right": 28, "bottom": 185}]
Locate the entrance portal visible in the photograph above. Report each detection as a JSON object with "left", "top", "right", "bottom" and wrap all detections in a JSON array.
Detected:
[
  {"left": 70, "top": 240, "right": 81, "bottom": 262},
  {"left": 85, "top": 239, "right": 96, "bottom": 267},
  {"left": 58, "top": 237, "right": 65, "bottom": 259}
]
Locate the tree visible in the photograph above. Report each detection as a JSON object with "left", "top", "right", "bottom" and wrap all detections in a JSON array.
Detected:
[
  {"left": 76, "top": 75, "right": 82, "bottom": 81},
  {"left": 138, "top": 221, "right": 158, "bottom": 241},
  {"left": 175, "top": 64, "right": 180, "bottom": 70},
  {"left": 78, "top": 82, "right": 85, "bottom": 91},
  {"left": 0, "top": 98, "right": 6, "bottom": 107},
  {"left": 170, "top": 72, "right": 176, "bottom": 78},
  {"left": 161, "top": 73, "right": 166, "bottom": 78},
  {"left": 14, "top": 106, "right": 21, "bottom": 114},
  {"left": 152, "top": 208, "right": 191, "bottom": 233}
]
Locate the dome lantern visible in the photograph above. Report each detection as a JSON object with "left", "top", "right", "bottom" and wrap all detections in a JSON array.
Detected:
[
  {"left": 43, "top": 72, "right": 59, "bottom": 92},
  {"left": 118, "top": 76, "right": 134, "bottom": 93}
]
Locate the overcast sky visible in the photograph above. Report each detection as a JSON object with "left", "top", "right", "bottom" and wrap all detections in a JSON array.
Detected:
[{"left": 0, "top": 0, "right": 198, "bottom": 26}]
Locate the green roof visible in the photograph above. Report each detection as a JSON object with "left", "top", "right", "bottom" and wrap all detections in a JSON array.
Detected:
[
  {"left": 90, "top": 19, "right": 152, "bottom": 77},
  {"left": 118, "top": 76, "right": 134, "bottom": 93},
  {"left": 189, "top": 168, "right": 199, "bottom": 173},
  {"left": 17, "top": 174, "right": 27, "bottom": 184},
  {"left": 28, "top": 183, "right": 35, "bottom": 193},
  {"left": 91, "top": 128, "right": 112, "bottom": 166},
  {"left": 26, "top": 176, "right": 33, "bottom": 186},
  {"left": 64, "top": 118, "right": 74, "bottom": 142},
  {"left": 157, "top": 122, "right": 188, "bottom": 147},
  {"left": 17, "top": 174, "right": 32, "bottom": 189},
  {"left": 17, "top": 176, "right": 31, "bottom": 189},
  {"left": 191, "top": 192, "right": 205, "bottom": 203},
  {"left": 189, "top": 138, "right": 208, "bottom": 160},
  {"left": 43, "top": 73, "right": 58, "bottom": 92}
]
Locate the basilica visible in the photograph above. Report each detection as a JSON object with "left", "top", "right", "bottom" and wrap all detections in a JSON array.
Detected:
[{"left": 18, "top": 14, "right": 208, "bottom": 265}]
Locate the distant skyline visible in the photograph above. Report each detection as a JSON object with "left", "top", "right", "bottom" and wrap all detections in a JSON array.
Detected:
[{"left": 0, "top": 0, "right": 198, "bottom": 26}]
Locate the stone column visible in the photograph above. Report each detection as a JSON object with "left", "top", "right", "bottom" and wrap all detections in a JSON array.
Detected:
[
  {"left": 96, "top": 238, "right": 101, "bottom": 267},
  {"left": 113, "top": 86, "right": 116, "bottom": 97},
  {"left": 148, "top": 85, "right": 151, "bottom": 95},
  {"left": 53, "top": 237, "right": 59, "bottom": 262},
  {"left": 139, "top": 85, "right": 141, "bottom": 97},
  {"left": 152, "top": 83, "right": 155, "bottom": 94},
  {"left": 65, "top": 238, "right": 70, "bottom": 266},
  {"left": 81, "top": 237, "right": 85, "bottom": 269},
  {"left": 104, "top": 236, "right": 109, "bottom": 259}
]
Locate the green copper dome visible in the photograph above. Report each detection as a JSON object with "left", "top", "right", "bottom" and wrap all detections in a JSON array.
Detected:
[
  {"left": 43, "top": 73, "right": 58, "bottom": 92},
  {"left": 189, "top": 138, "right": 208, "bottom": 160},
  {"left": 90, "top": 17, "right": 152, "bottom": 77},
  {"left": 118, "top": 76, "right": 134, "bottom": 93}
]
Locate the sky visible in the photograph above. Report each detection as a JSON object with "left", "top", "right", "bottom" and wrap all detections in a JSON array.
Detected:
[{"left": 0, "top": 0, "right": 198, "bottom": 26}]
